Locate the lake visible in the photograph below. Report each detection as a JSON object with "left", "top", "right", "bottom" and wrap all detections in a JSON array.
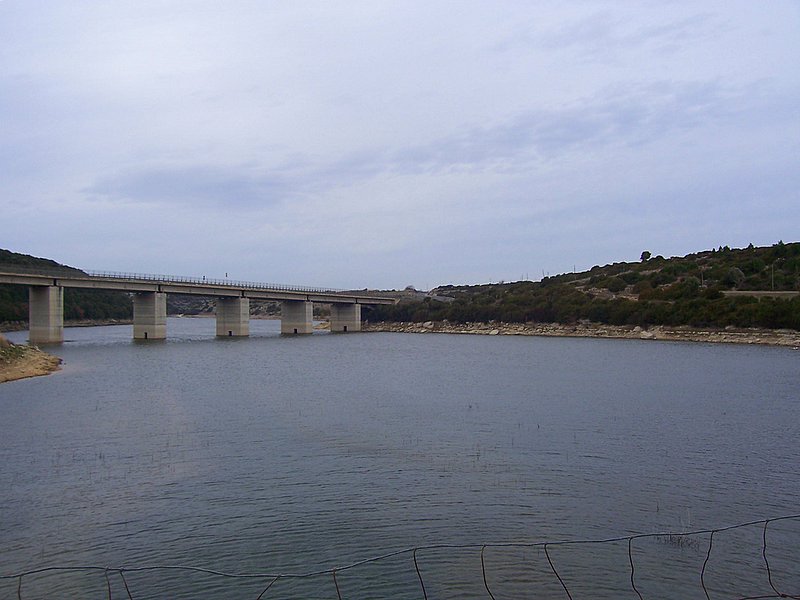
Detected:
[{"left": 1, "top": 319, "right": 799, "bottom": 599}]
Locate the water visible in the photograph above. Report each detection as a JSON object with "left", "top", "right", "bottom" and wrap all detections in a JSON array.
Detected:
[{"left": 1, "top": 319, "right": 799, "bottom": 599}]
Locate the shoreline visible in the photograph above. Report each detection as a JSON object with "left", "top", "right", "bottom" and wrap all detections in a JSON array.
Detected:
[
  {"left": 362, "top": 321, "right": 800, "bottom": 347},
  {"left": 0, "top": 335, "right": 62, "bottom": 384},
  {"left": 3, "top": 319, "right": 797, "bottom": 349}
]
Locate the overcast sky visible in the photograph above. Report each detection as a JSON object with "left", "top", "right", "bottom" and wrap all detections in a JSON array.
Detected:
[{"left": 2, "top": 2, "right": 798, "bottom": 290}]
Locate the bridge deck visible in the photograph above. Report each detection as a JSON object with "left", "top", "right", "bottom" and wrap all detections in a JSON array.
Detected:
[{"left": 0, "top": 271, "right": 395, "bottom": 305}]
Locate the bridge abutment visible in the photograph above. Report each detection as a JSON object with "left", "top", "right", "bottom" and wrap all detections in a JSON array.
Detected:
[
  {"left": 281, "top": 300, "right": 313, "bottom": 335},
  {"left": 29, "top": 286, "right": 64, "bottom": 344},
  {"left": 133, "top": 292, "right": 167, "bottom": 340},
  {"left": 216, "top": 297, "right": 249, "bottom": 337},
  {"left": 330, "top": 303, "right": 361, "bottom": 332}
]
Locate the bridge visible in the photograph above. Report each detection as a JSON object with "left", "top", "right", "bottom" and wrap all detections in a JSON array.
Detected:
[{"left": 0, "top": 269, "right": 395, "bottom": 344}]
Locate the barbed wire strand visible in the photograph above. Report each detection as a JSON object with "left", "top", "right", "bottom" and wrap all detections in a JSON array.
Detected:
[
  {"left": 104, "top": 567, "right": 112, "bottom": 600},
  {"left": 762, "top": 519, "right": 800, "bottom": 600},
  {"left": 544, "top": 543, "right": 572, "bottom": 600},
  {"left": 118, "top": 571, "right": 134, "bottom": 600},
  {"left": 254, "top": 576, "right": 279, "bottom": 600},
  {"left": 4, "top": 514, "right": 799, "bottom": 599},
  {"left": 332, "top": 569, "right": 342, "bottom": 600},
  {"left": 764, "top": 520, "right": 780, "bottom": 599},
  {"left": 413, "top": 548, "right": 428, "bottom": 600},
  {"left": 701, "top": 529, "right": 715, "bottom": 600},
  {"left": 480, "top": 545, "right": 497, "bottom": 600},
  {"left": 629, "top": 537, "right": 644, "bottom": 600},
  {"left": 6, "top": 513, "right": 799, "bottom": 582}
]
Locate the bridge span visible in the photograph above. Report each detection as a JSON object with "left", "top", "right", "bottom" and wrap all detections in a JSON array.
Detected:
[{"left": 0, "top": 270, "right": 395, "bottom": 344}]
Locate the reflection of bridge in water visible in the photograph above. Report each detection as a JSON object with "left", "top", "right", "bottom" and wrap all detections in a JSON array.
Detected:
[{"left": 0, "top": 270, "right": 395, "bottom": 344}]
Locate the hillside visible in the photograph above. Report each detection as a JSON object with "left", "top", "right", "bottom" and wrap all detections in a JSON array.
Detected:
[
  {"left": 364, "top": 242, "right": 800, "bottom": 331},
  {"left": 0, "top": 250, "right": 133, "bottom": 325},
  {"left": 3, "top": 243, "right": 799, "bottom": 332}
]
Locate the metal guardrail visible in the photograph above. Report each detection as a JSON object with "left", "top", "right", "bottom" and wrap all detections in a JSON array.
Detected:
[
  {"left": 83, "top": 270, "right": 344, "bottom": 294},
  {"left": 0, "top": 265, "right": 393, "bottom": 299},
  {"left": 0, "top": 264, "right": 343, "bottom": 293}
]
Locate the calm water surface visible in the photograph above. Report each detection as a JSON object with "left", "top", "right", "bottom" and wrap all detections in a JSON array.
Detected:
[{"left": 1, "top": 319, "right": 799, "bottom": 599}]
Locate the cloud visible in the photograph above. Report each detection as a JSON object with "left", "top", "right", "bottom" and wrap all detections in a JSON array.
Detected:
[
  {"left": 85, "top": 165, "right": 292, "bottom": 209},
  {"left": 79, "top": 75, "right": 732, "bottom": 215},
  {"left": 332, "top": 78, "right": 776, "bottom": 179},
  {"left": 537, "top": 10, "right": 718, "bottom": 56}
]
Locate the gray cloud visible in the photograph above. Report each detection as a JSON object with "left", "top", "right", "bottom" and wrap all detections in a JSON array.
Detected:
[
  {"left": 540, "top": 11, "right": 717, "bottom": 54},
  {"left": 86, "top": 166, "right": 291, "bottom": 209},
  {"left": 329, "top": 79, "right": 768, "bottom": 179}
]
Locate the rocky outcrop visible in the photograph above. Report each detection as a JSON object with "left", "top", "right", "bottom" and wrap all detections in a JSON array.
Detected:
[{"left": 0, "top": 334, "right": 62, "bottom": 383}]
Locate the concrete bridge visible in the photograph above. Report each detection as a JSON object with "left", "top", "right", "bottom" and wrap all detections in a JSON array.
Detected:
[{"left": 0, "top": 270, "right": 395, "bottom": 344}]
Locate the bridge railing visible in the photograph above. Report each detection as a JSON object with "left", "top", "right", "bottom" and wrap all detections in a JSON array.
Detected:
[
  {"left": 84, "top": 270, "right": 345, "bottom": 294},
  {"left": 0, "top": 264, "right": 350, "bottom": 294}
]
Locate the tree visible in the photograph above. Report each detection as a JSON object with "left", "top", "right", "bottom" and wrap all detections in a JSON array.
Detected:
[{"left": 640, "top": 250, "right": 651, "bottom": 262}]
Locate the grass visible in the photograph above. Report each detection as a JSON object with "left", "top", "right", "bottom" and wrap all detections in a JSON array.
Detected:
[{"left": 0, "top": 342, "right": 29, "bottom": 364}]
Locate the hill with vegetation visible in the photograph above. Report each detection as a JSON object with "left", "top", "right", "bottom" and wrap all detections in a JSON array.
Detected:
[
  {"left": 0, "top": 250, "right": 132, "bottom": 325},
  {"left": 364, "top": 242, "right": 800, "bottom": 331},
  {"left": 3, "top": 243, "right": 799, "bottom": 332}
]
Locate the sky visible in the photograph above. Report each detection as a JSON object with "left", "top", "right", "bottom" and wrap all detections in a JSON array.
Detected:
[{"left": 1, "top": 2, "right": 798, "bottom": 290}]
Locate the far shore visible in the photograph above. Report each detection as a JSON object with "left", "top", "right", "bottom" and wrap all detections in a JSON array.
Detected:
[
  {"left": 3, "top": 318, "right": 797, "bottom": 349},
  {"left": 362, "top": 321, "right": 800, "bottom": 347}
]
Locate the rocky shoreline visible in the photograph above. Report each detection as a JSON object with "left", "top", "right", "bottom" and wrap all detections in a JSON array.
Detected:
[
  {"left": 362, "top": 321, "right": 800, "bottom": 347},
  {"left": 0, "top": 334, "right": 62, "bottom": 384}
]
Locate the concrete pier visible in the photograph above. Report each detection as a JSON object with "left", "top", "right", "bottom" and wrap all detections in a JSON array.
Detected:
[
  {"left": 330, "top": 303, "right": 361, "bottom": 332},
  {"left": 29, "top": 286, "right": 64, "bottom": 344},
  {"left": 281, "top": 300, "right": 313, "bottom": 334},
  {"left": 133, "top": 292, "right": 167, "bottom": 340},
  {"left": 216, "top": 297, "right": 249, "bottom": 337}
]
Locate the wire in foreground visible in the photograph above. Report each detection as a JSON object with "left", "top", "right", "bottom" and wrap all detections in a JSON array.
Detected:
[
  {"left": 332, "top": 569, "right": 342, "bottom": 600},
  {"left": 254, "top": 576, "right": 279, "bottom": 600},
  {"left": 481, "top": 545, "right": 497, "bottom": 600},
  {"left": 413, "top": 548, "right": 428, "bottom": 600},
  {"left": 544, "top": 543, "right": 573, "bottom": 600},
  {"left": 762, "top": 519, "right": 800, "bottom": 600},
  {"left": 701, "top": 529, "right": 715, "bottom": 600},
  {"left": 629, "top": 537, "right": 643, "bottom": 600}
]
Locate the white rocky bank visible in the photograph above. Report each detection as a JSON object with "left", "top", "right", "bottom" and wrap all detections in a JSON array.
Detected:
[{"left": 362, "top": 321, "right": 800, "bottom": 347}]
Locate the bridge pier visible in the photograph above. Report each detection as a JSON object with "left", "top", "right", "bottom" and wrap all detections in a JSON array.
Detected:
[
  {"left": 216, "top": 297, "right": 249, "bottom": 337},
  {"left": 281, "top": 300, "right": 313, "bottom": 335},
  {"left": 330, "top": 303, "right": 361, "bottom": 332},
  {"left": 133, "top": 292, "right": 166, "bottom": 340},
  {"left": 29, "top": 286, "right": 64, "bottom": 344}
]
